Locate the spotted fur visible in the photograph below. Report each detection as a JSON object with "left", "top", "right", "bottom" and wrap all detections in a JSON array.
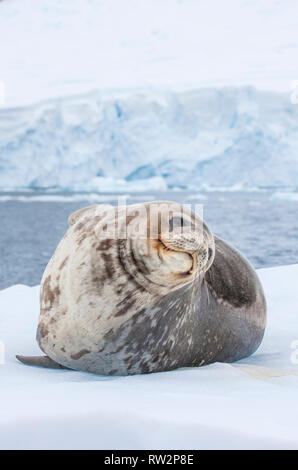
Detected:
[{"left": 17, "top": 202, "right": 266, "bottom": 375}]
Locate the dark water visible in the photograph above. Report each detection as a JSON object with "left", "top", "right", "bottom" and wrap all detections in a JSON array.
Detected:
[{"left": 0, "top": 191, "right": 297, "bottom": 290}]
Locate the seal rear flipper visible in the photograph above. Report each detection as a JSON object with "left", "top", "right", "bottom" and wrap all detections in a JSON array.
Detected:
[{"left": 16, "top": 355, "right": 70, "bottom": 370}]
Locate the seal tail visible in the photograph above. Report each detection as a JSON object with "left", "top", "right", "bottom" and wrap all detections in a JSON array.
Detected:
[{"left": 16, "top": 355, "right": 70, "bottom": 370}]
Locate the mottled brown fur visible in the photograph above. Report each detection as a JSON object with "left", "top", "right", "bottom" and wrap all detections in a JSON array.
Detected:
[
  {"left": 17, "top": 202, "right": 266, "bottom": 376},
  {"left": 71, "top": 349, "right": 91, "bottom": 360}
]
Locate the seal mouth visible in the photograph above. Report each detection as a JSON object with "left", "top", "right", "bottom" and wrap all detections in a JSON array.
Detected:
[
  {"left": 159, "top": 230, "right": 213, "bottom": 274},
  {"left": 157, "top": 238, "right": 195, "bottom": 276}
]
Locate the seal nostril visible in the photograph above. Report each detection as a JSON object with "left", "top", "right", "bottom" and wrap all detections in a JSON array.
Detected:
[{"left": 208, "top": 248, "right": 213, "bottom": 260}]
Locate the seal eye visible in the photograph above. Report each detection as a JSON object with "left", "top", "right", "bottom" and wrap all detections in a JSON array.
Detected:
[{"left": 169, "top": 216, "right": 191, "bottom": 232}]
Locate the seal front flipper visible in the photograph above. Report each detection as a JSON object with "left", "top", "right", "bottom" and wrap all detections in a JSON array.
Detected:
[{"left": 16, "top": 355, "right": 70, "bottom": 370}]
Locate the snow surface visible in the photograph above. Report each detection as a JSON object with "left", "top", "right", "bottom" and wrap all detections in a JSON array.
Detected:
[
  {"left": 1, "top": 0, "right": 298, "bottom": 108},
  {"left": 0, "top": 264, "right": 297, "bottom": 450}
]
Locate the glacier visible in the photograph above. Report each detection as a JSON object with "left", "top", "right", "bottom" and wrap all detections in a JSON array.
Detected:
[
  {"left": 0, "top": 86, "right": 298, "bottom": 192},
  {"left": 1, "top": 0, "right": 298, "bottom": 192}
]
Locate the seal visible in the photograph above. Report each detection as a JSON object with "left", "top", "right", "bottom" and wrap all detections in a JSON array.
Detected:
[{"left": 16, "top": 201, "right": 266, "bottom": 375}]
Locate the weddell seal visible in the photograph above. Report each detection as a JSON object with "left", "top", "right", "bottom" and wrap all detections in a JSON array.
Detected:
[{"left": 17, "top": 201, "right": 266, "bottom": 375}]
